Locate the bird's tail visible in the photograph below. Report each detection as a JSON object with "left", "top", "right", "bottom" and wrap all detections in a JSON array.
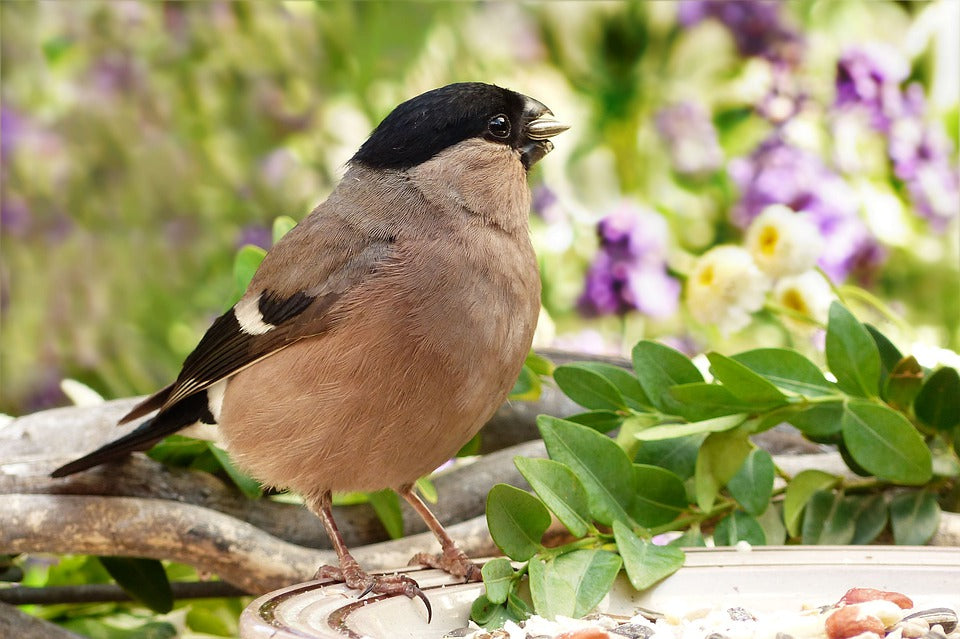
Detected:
[{"left": 51, "top": 391, "right": 210, "bottom": 478}]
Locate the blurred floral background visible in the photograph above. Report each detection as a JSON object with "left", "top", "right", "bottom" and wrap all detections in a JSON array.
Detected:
[{"left": 2, "top": 0, "right": 958, "bottom": 418}]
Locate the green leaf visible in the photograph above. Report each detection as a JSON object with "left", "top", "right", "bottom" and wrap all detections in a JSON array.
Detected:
[
  {"left": 470, "top": 593, "right": 512, "bottom": 628},
  {"left": 632, "top": 341, "right": 703, "bottom": 413},
  {"left": 575, "top": 362, "right": 652, "bottom": 410},
  {"left": 486, "top": 484, "right": 550, "bottom": 561},
  {"left": 825, "top": 302, "right": 881, "bottom": 398},
  {"left": 208, "top": 444, "right": 263, "bottom": 499},
  {"left": 528, "top": 549, "right": 622, "bottom": 620},
  {"left": 914, "top": 367, "right": 960, "bottom": 432},
  {"left": 61, "top": 618, "right": 177, "bottom": 639},
  {"left": 185, "top": 603, "right": 239, "bottom": 636},
  {"left": 694, "top": 430, "right": 752, "bottom": 511},
  {"left": 841, "top": 400, "right": 932, "bottom": 485},
  {"left": 866, "top": 324, "right": 904, "bottom": 379},
  {"left": 525, "top": 351, "right": 555, "bottom": 376},
  {"left": 271, "top": 215, "right": 298, "bottom": 244},
  {"left": 615, "top": 413, "right": 658, "bottom": 458},
  {"left": 634, "top": 413, "right": 747, "bottom": 442},
  {"left": 232, "top": 244, "right": 267, "bottom": 304},
  {"left": 669, "top": 383, "right": 764, "bottom": 420},
  {"left": 726, "top": 448, "right": 774, "bottom": 516},
  {"left": 42, "top": 36, "right": 74, "bottom": 64},
  {"left": 757, "top": 503, "right": 787, "bottom": 545},
  {"left": 850, "top": 494, "right": 889, "bottom": 545},
  {"left": 147, "top": 435, "right": 210, "bottom": 467},
  {"left": 553, "top": 364, "right": 627, "bottom": 411},
  {"left": 884, "top": 356, "right": 925, "bottom": 411},
  {"left": 613, "top": 520, "right": 685, "bottom": 590},
  {"left": 480, "top": 558, "right": 515, "bottom": 605},
  {"left": 707, "top": 352, "right": 788, "bottom": 404},
  {"left": 839, "top": 440, "right": 873, "bottom": 477},
  {"left": 98, "top": 557, "right": 173, "bottom": 614},
  {"left": 634, "top": 434, "right": 706, "bottom": 480},
  {"left": 507, "top": 590, "right": 532, "bottom": 621},
  {"left": 566, "top": 410, "right": 624, "bottom": 433},
  {"left": 670, "top": 527, "right": 707, "bottom": 547},
  {"left": 801, "top": 490, "right": 856, "bottom": 545},
  {"left": 889, "top": 491, "right": 941, "bottom": 545},
  {"left": 415, "top": 476, "right": 438, "bottom": 504},
  {"left": 784, "top": 470, "right": 838, "bottom": 537},
  {"left": 713, "top": 511, "right": 766, "bottom": 546},
  {"left": 537, "top": 416, "right": 635, "bottom": 526},
  {"left": 787, "top": 402, "right": 844, "bottom": 438},
  {"left": 630, "top": 464, "right": 687, "bottom": 527},
  {"left": 509, "top": 363, "right": 541, "bottom": 401},
  {"left": 732, "top": 348, "right": 837, "bottom": 397},
  {"left": 367, "top": 489, "right": 404, "bottom": 540},
  {"left": 515, "top": 457, "right": 591, "bottom": 537}
]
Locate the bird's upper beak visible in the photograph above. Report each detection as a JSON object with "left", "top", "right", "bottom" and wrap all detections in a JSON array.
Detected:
[{"left": 520, "top": 104, "right": 569, "bottom": 170}]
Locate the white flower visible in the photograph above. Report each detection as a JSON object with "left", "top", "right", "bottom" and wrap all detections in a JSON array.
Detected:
[
  {"left": 745, "top": 204, "right": 822, "bottom": 277},
  {"left": 686, "top": 246, "right": 770, "bottom": 335},
  {"left": 772, "top": 270, "right": 835, "bottom": 326}
]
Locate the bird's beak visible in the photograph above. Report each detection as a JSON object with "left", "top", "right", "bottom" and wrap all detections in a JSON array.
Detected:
[{"left": 521, "top": 112, "right": 569, "bottom": 170}]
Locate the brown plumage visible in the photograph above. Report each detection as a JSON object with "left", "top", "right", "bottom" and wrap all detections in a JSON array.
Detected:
[{"left": 51, "top": 82, "right": 567, "bottom": 616}]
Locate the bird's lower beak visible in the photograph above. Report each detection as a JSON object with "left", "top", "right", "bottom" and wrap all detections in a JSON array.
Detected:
[{"left": 521, "top": 114, "right": 569, "bottom": 170}]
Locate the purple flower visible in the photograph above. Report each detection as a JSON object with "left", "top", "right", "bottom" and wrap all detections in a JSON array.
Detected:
[
  {"left": 655, "top": 101, "right": 723, "bottom": 176},
  {"left": 678, "top": 0, "right": 802, "bottom": 65},
  {"left": 835, "top": 44, "right": 910, "bottom": 132},
  {"left": 729, "top": 136, "right": 883, "bottom": 282},
  {"left": 531, "top": 184, "right": 564, "bottom": 224},
  {"left": 813, "top": 211, "right": 886, "bottom": 284},
  {"left": 0, "top": 195, "right": 32, "bottom": 237},
  {"left": 904, "top": 161, "right": 960, "bottom": 228},
  {"left": 579, "top": 206, "right": 680, "bottom": 318},
  {"left": 22, "top": 368, "right": 68, "bottom": 413},
  {"left": 1, "top": 105, "right": 24, "bottom": 167},
  {"left": 883, "top": 90, "right": 959, "bottom": 227},
  {"left": 236, "top": 224, "right": 272, "bottom": 250}
]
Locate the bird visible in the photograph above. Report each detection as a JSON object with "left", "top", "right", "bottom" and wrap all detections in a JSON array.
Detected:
[{"left": 51, "top": 82, "right": 568, "bottom": 617}]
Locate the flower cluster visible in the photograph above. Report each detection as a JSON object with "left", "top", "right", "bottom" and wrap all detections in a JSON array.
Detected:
[
  {"left": 654, "top": 101, "right": 723, "bottom": 177},
  {"left": 835, "top": 44, "right": 959, "bottom": 227},
  {"left": 678, "top": 0, "right": 802, "bottom": 66},
  {"left": 729, "top": 136, "right": 883, "bottom": 283},
  {"left": 578, "top": 205, "right": 680, "bottom": 319},
  {"left": 686, "top": 204, "right": 834, "bottom": 334}
]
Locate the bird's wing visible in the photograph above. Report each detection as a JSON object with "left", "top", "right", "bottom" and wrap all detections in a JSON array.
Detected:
[{"left": 153, "top": 222, "right": 397, "bottom": 417}]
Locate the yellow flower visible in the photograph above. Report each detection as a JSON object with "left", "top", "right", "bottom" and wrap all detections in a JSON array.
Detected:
[
  {"left": 686, "top": 246, "right": 770, "bottom": 335},
  {"left": 772, "top": 270, "right": 834, "bottom": 326},
  {"left": 745, "top": 205, "right": 821, "bottom": 278}
]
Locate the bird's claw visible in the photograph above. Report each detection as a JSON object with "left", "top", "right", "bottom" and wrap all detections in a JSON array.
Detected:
[
  {"left": 409, "top": 549, "right": 482, "bottom": 582},
  {"left": 314, "top": 563, "right": 432, "bottom": 623}
]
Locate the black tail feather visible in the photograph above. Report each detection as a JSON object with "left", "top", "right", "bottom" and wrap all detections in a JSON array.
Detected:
[{"left": 51, "top": 391, "right": 211, "bottom": 478}]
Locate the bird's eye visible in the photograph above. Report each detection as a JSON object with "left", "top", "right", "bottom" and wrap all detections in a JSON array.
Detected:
[{"left": 487, "top": 114, "right": 511, "bottom": 139}]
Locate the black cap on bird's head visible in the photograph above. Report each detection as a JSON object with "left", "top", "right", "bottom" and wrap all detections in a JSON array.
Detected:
[{"left": 351, "top": 82, "right": 568, "bottom": 171}]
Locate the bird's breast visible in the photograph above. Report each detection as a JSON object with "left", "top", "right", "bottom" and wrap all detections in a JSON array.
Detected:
[{"left": 218, "top": 222, "right": 540, "bottom": 494}]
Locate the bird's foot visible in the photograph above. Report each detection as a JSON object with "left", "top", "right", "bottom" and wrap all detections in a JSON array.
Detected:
[
  {"left": 409, "top": 547, "right": 482, "bottom": 582},
  {"left": 315, "top": 561, "right": 432, "bottom": 622}
]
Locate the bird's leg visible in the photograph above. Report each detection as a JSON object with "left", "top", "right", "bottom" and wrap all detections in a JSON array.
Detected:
[
  {"left": 400, "top": 484, "right": 482, "bottom": 582},
  {"left": 306, "top": 489, "right": 432, "bottom": 621}
]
